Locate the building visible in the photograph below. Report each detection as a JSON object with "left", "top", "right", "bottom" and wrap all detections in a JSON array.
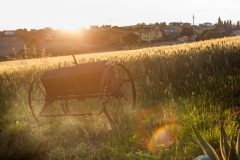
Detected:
[
  {"left": 136, "top": 28, "right": 162, "bottom": 42},
  {"left": 199, "top": 22, "right": 213, "bottom": 29},
  {"left": 164, "top": 25, "right": 182, "bottom": 35},
  {"left": 100, "top": 25, "right": 111, "bottom": 29},
  {"left": 169, "top": 22, "right": 182, "bottom": 26},
  {"left": 182, "top": 23, "right": 192, "bottom": 28},
  {"left": 177, "top": 36, "right": 189, "bottom": 42},
  {"left": 193, "top": 26, "right": 204, "bottom": 35},
  {"left": 232, "top": 30, "right": 240, "bottom": 36},
  {"left": 90, "top": 25, "right": 99, "bottom": 30},
  {"left": 3, "top": 30, "right": 16, "bottom": 36},
  {"left": 203, "top": 22, "right": 213, "bottom": 28}
]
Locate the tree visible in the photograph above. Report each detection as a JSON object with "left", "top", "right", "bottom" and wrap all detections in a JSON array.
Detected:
[
  {"left": 16, "top": 29, "right": 46, "bottom": 46},
  {"left": 0, "top": 31, "right": 3, "bottom": 37},
  {"left": 122, "top": 32, "right": 139, "bottom": 46},
  {"left": 228, "top": 19, "right": 233, "bottom": 33},
  {"left": 181, "top": 27, "right": 193, "bottom": 37},
  {"left": 159, "top": 22, "right": 167, "bottom": 31},
  {"left": 197, "top": 28, "right": 229, "bottom": 40},
  {"left": 237, "top": 21, "right": 240, "bottom": 29},
  {"left": 218, "top": 17, "right": 223, "bottom": 25},
  {"left": 217, "top": 17, "right": 224, "bottom": 29}
]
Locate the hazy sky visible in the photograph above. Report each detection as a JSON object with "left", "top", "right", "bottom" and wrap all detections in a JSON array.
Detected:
[{"left": 0, "top": 0, "right": 240, "bottom": 30}]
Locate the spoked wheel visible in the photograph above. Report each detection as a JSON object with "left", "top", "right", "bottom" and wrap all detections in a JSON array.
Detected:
[
  {"left": 28, "top": 75, "right": 69, "bottom": 122},
  {"left": 100, "top": 63, "right": 136, "bottom": 124},
  {"left": 28, "top": 74, "right": 105, "bottom": 122},
  {"left": 28, "top": 74, "right": 76, "bottom": 121},
  {"left": 28, "top": 74, "right": 48, "bottom": 122}
]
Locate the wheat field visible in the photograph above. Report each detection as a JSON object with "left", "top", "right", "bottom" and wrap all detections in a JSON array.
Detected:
[{"left": 0, "top": 36, "right": 240, "bottom": 159}]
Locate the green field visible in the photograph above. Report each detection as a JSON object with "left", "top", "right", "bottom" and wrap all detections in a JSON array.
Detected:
[{"left": 0, "top": 36, "right": 240, "bottom": 159}]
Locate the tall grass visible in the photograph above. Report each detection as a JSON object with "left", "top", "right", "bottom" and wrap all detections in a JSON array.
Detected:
[{"left": 0, "top": 36, "right": 240, "bottom": 159}]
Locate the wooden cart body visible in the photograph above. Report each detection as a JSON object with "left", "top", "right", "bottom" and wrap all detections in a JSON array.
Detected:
[
  {"left": 28, "top": 61, "right": 136, "bottom": 123},
  {"left": 41, "top": 61, "right": 111, "bottom": 100}
]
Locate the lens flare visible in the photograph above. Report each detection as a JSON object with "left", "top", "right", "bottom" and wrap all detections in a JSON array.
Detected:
[
  {"left": 134, "top": 104, "right": 181, "bottom": 153},
  {"left": 147, "top": 123, "right": 180, "bottom": 153}
]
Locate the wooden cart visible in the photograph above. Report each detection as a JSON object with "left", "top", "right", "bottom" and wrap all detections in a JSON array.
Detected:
[{"left": 28, "top": 61, "right": 136, "bottom": 123}]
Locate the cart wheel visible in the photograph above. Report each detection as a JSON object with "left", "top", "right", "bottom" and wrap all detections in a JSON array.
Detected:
[
  {"left": 100, "top": 63, "right": 136, "bottom": 124},
  {"left": 28, "top": 74, "right": 47, "bottom": 122}
]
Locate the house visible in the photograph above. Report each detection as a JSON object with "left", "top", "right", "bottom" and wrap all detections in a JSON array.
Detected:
[
  {"left": 232, "top": 25, "right": 237, "bottom": 30},
  {"left": 203, "top": 22, "right": 213, "bottom": 28},
  {"left": 164, "top": 22, "right": 182, "bottom": 36},
  {"left": 100, "top": 25, "right": 111, "bottom": 29},
  {"left": 164, "top": 28, "right": 175, "bottom": 35},
  {"left": 164, "top": 25, "right": 182, "bottom": 35},
  {"left": 3, "top": 30, "right": 16, "bottom": 36},
  {"left": 194, "top": 26, "right": 204, "bottom": 35},
  {"left": 136, "top": 28, "right": 162, "bottom": 42},
  {"left": 169, "top": 22, "right": 182, "bottom": 27},
  {"left": 90, "top": 25, "right": 99, "bottom": 30},
  {"left": 177, "top": 36, "right": 189, "bottom": 42},
  {"left": 199, "top": 22, "right": 213, "bottom": 29},
  {"left": 232, "top": 30, "right": 240, "bottom": 36},
  {"left": 182, "top": 23, "right": 192, "bottom": 28}
]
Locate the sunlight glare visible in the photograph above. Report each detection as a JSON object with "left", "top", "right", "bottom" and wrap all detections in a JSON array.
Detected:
[
  {"left": 147, "top": 123, "right": 180, "bottom": 153},
  {"left": 59, "top": 25, "right": 82, "bottom": 34},
  {"left": 134, "top": 104, "right": 181, "bottom": 153}
]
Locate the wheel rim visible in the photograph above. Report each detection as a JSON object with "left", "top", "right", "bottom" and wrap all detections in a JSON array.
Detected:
[
  {"left": 28, "top": 74, "right": 46, "bottom": 121},
  {"left": 100, "top": 63, "right": 136, "bottom": 124}
]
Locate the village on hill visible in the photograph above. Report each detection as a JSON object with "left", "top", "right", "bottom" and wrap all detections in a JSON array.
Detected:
[{"left": 1, "top": 17, "right": 240, "bottom": 61}]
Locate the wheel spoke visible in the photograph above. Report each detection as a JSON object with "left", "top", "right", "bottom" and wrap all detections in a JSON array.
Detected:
[
  {"left": 39, "top": 103, "right": 50, "bottom": 116},
  {"left": 115, "top": 100, "right": 120, "bottom": 120},
  {"left": 123, "top": 95, "right": 133, "bottom": 105},
  {"left": 101, "top": 63, "right": 136, "bottom": 125},
  {"left": 102, "top": 94, "right": 112, "bottom": 104},
  {"left": 37, "top": 83, "right": 46, "bottom": 97}
]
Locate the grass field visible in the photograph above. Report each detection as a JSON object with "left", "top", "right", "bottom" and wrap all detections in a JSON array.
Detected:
[{"left": 0, "top": 36, "right": 240, "bottom": 159}]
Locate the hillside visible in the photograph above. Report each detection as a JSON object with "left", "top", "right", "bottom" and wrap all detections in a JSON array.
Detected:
[
  {"left": 1, "top": 36, "right": 240, "bottom": 73},
  {"left": 0, "top": 36, "right": 240, "bottom": 159}
]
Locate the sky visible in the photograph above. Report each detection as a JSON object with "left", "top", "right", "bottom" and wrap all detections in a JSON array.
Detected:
[{"left": 0, "top": 0, "right": 240, "bottom": 30}]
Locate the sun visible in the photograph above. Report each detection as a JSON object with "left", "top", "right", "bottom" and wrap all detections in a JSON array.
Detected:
[
  {"left": 59, "top": 25, "right": 82, "bottom": 34},
  {"left": 62, "top": 27, "right": 79, "bottom": 34}
]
